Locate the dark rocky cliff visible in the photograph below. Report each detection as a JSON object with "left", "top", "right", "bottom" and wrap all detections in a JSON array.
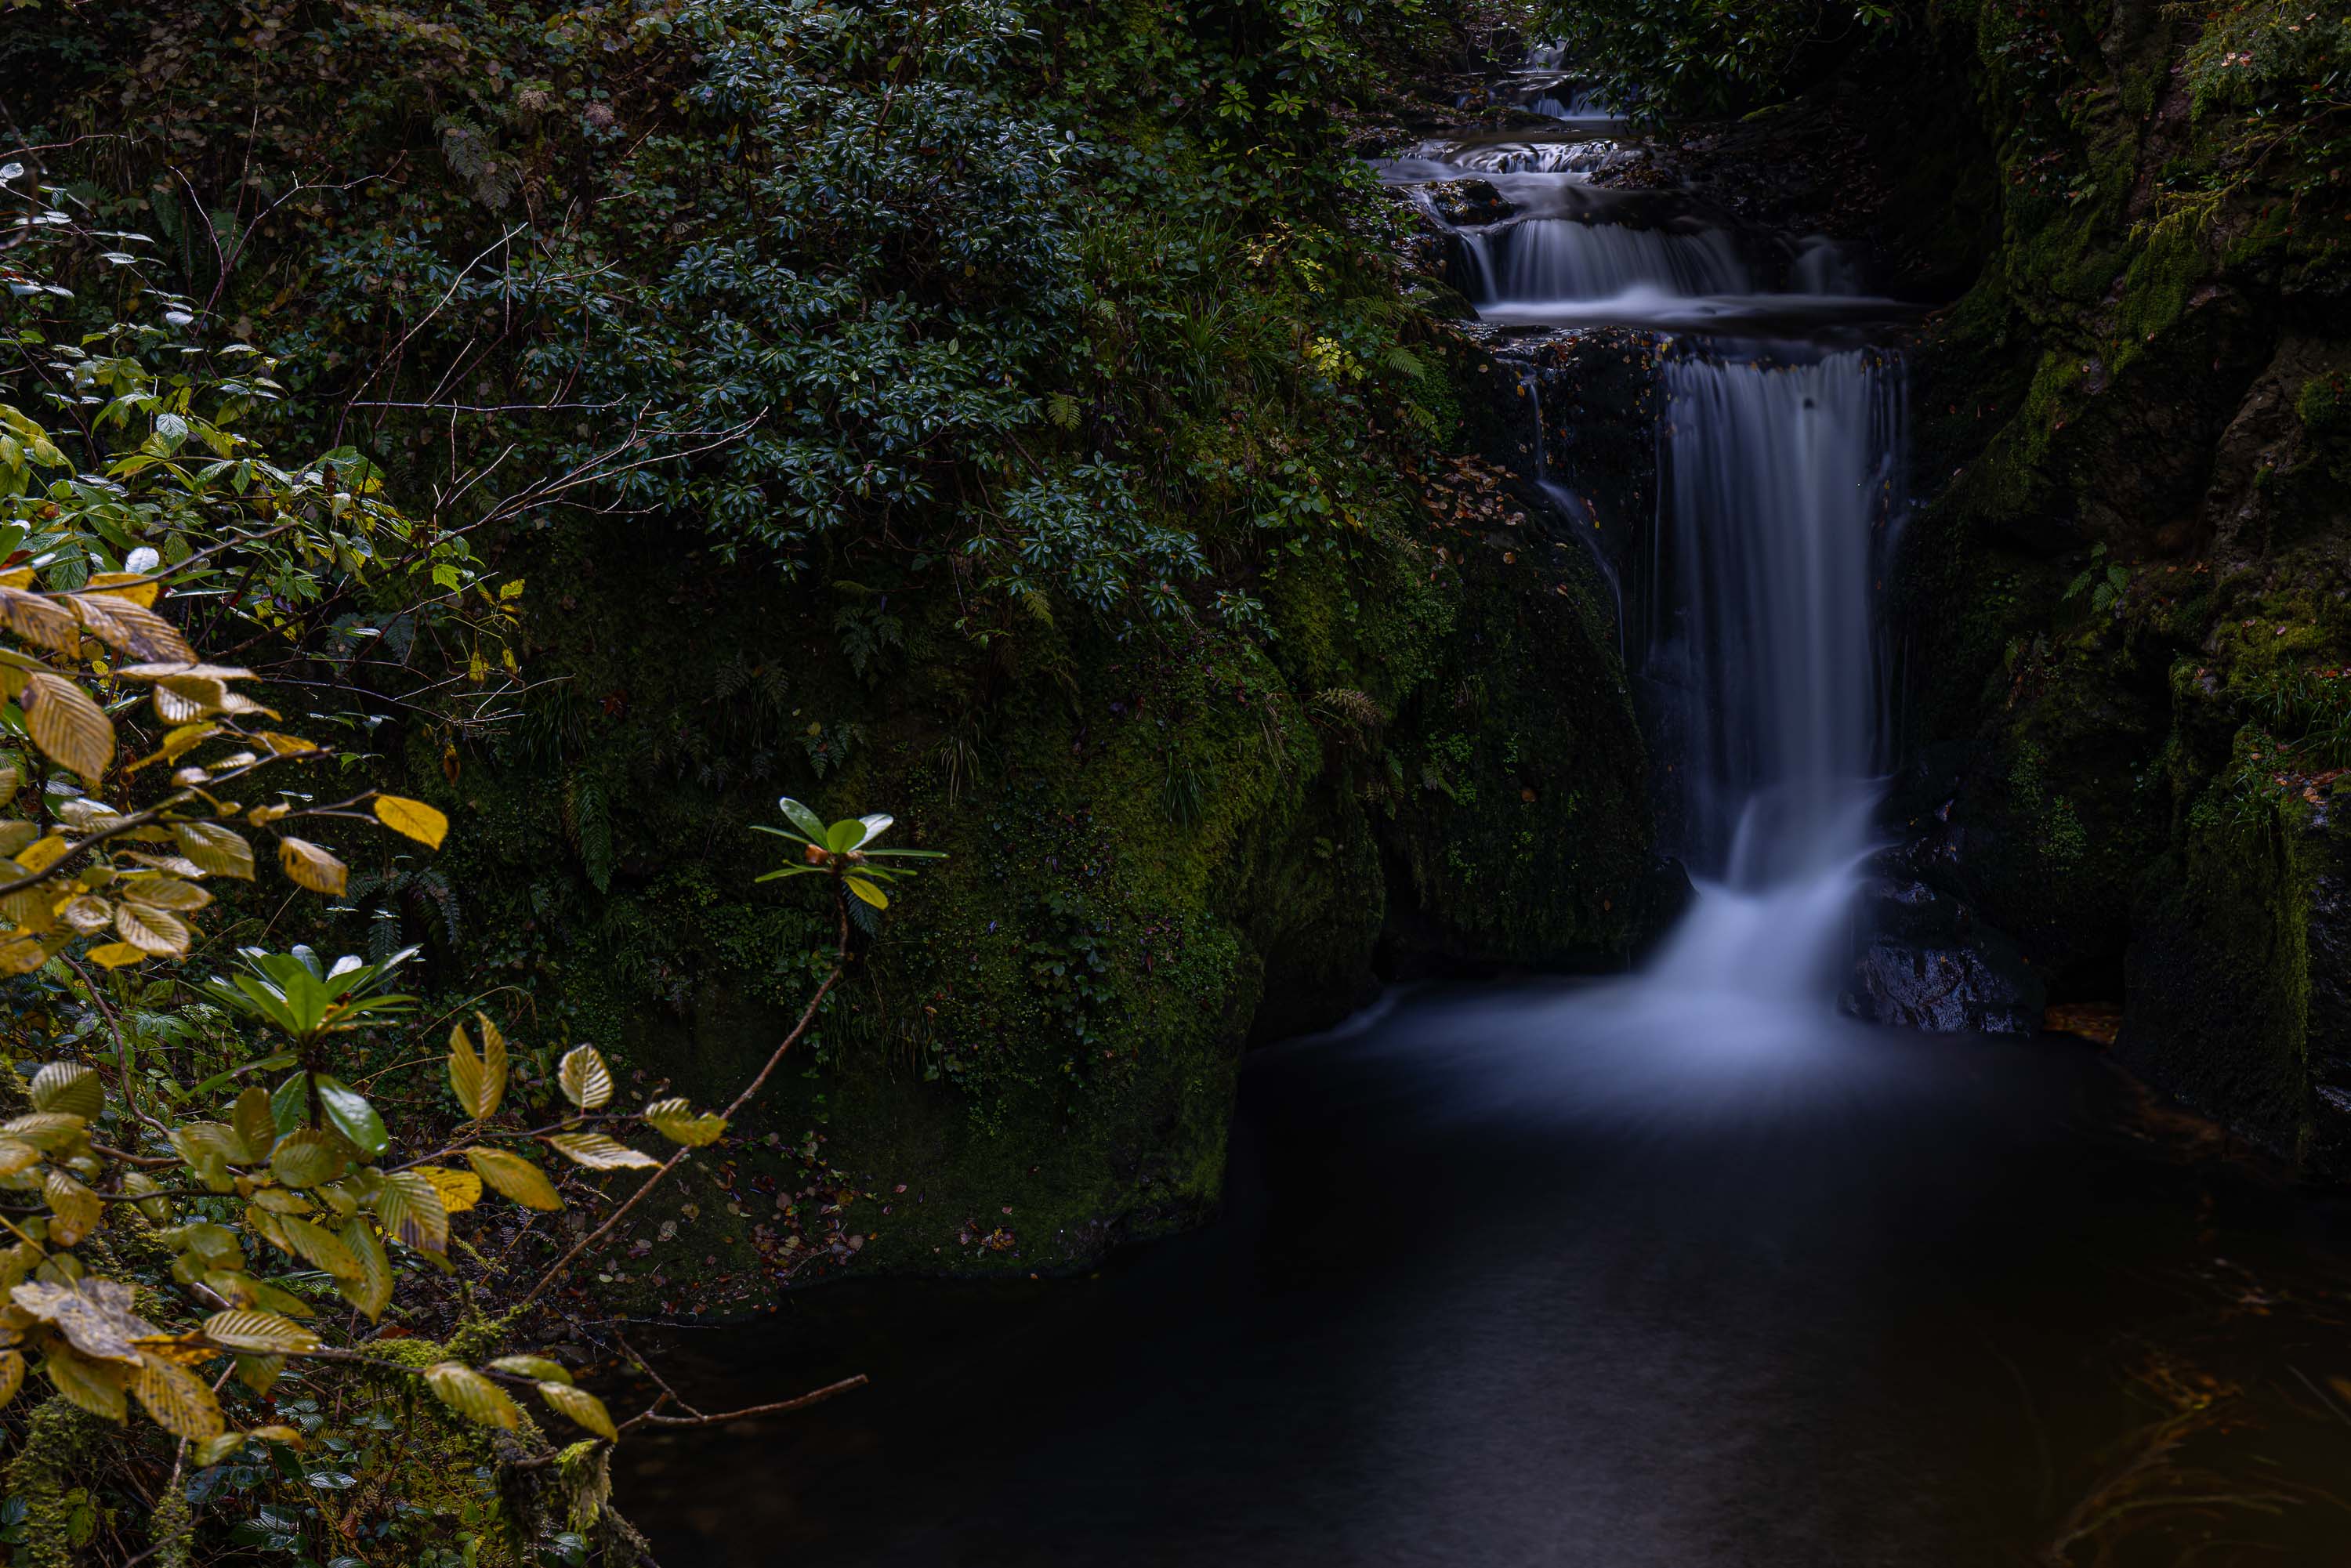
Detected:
[{"left": 1889, "top": 0, "right": 2351, "bottom": 1169}]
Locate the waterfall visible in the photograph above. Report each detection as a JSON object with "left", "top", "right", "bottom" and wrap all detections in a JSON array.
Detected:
[
  {"left": 1382, "top": 45, "right": 1912, "bottom": 1011},
  {"left": 1436, "top": 143, "right": 1613, "bottom": 175},
  {"left": 1639, "top": 349, "right": 1904, "bottom": 1001},
  {"left": 1789, "top": 235, "right": 1864, "bottom": 295},
  {"left": 1462, "top": 219, "right": 1749, "bottom": 304},
  {"left": 1528, "top": 85, "right": 1615, "bottom": 121}
]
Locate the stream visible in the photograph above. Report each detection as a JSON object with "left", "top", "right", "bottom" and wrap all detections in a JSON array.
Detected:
[{"left": 618, "top": 56, "right": 2351, "bottom": 1566}]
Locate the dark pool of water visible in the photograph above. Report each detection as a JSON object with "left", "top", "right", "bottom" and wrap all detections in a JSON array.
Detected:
[{"left": 618, "top": 982, "right": 2351, "bottom": 1566}]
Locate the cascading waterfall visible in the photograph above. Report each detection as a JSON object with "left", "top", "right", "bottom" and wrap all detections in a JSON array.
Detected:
[
  {"left": 1528, "top": 85, "right": 1615, "bottom": 121},
  {"left": 1461, "top": 219, "right": 1750, "bottom": 306},
  {"left": 1382, "top": 44, "right": 1914, "bottom": 1014},
  {"left": 1637, "top": 349, "right": 1904, "bottom": 1002}
]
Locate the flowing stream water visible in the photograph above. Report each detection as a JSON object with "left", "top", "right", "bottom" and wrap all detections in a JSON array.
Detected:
[{"left": 619, "top": 61, "right": 2351, "bottom": 1566}]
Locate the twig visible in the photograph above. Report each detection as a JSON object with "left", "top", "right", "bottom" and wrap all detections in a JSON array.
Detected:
[
  {"left": 617, "top": 1374, "right": 868, "bottom": 1432},
  {"left": 612, "top": 1327, "right": 704, "bottom": 1419}
]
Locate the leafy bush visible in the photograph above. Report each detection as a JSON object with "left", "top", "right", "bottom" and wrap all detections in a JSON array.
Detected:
[{"left": 0, "top": 170, "right": 944, "bottom": 1563}]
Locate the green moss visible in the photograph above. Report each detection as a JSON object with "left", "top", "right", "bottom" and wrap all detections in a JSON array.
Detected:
[
  {"left": 2, "top": 1399, "right": 110, "bottom": 1568},
  {"left": 2122, "top": 802, "right": 2334, "bottom": 1159},
  {"left": 2298, "top": 372, "right": 2351, "bottom": 483},
  {"left": 1381, "top": 524, "right": 1657, "bottom": 968},
  {"left": 2008, "top": 743, "right": 2090, "bottom": 870}
]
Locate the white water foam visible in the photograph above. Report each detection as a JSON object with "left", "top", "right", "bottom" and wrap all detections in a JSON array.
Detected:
[{"left": 1461, "top": 219, "right": 1750, "bottom": 302}]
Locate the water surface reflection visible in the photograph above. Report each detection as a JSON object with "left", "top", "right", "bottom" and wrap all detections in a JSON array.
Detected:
[{"left": 621, "top": 983, "right": 2351, "bottom": 1566}]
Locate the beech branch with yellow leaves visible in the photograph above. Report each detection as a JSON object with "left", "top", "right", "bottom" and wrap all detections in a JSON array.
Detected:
[{"left": 0, "top": 190, "right": 941, "bottom": 1552}]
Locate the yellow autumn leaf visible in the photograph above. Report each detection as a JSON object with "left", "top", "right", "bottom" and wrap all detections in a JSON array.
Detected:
[
  {"left": 425, "top": 1361, "right": 520, "bottom": 1429},
  {"left": 277, "top": 837, "right": 347, "bottom": 896},
  {"left": 447, "top": 1019, "right": 505, "bottom": 1122},
  {"left": 373, "top": 795, "right": 448, "bottom": 849},
  {"left": 114, "top": 900, "right": 190, "bottom": 956},
  {"left": 372, "top": 1171, "right": 449, "bottom": 1253},
  {"left": 56, "top": 896, "right": 113, "bottom": 935},
  {"left": 201, "top": 1310, "right": 319, "bottom": 1356},
  {"left": 28, "top": 1063, "right": 101, "bottom": 1119},
  {"left": 174, "top": 820, "right": 254, "bottom": 879},
  {"left": 120, "top": 875, "right": 211, "bottom": 912},
  {"left": 338, "top": 1218, "right": 393, "bottom": 1321},
  {"left": 642, "top": 1098, "right": 728, "bottom": 1148},
  {"left": 545, "top": 1132, "right": 660, "bottom": 1170},
  {"left": 131, "top": 1352, "right": 225, "bottom": 1440},
  {"left": 14, "top": 835, "right": 71, "bottom": 875},
  {"left": 556, "top": 1045, "right": 614, "bottom": 1111},
  {"left": 69, "top": 591, "right": 191, "bottom": 663},
  {"left": 466, "top": 1147, "right": 562, "bottom": 1211},
  {"left": 83, "top": 571, "right": 162, "bottom": 608},
  {"left": 20, "top": 672, "right": 113, "bottom": 782},
  {"left": 415, "top": 1164, "right": 483, "bottom": 1214},
  {"left": 44, "top": 1169, "right": 103, "bottom": 1246},
  {"left": 538, "top": 1381, "right": 618, "bottom": 1441},
  {"left": 45, "top": 1346, "right": 128, "bottom": 1421}
]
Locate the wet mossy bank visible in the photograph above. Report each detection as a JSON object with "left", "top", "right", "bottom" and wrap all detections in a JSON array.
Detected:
[
  {"left": 1885, "top": 0, "right": 2351, "bottom": 1168},
  {"left": 444, "top": 349, "right": 1661, "bottom": 1300}
]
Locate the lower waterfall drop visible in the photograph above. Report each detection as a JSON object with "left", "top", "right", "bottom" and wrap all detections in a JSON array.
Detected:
[{"left": 1638, "top": 346, "right": 1906, "bottom": 1005}]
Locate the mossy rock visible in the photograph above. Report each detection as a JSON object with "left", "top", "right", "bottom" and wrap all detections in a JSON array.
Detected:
[
  {"left": 1378, "top": 510, "right": 1660, "bottom": 969},
  {"left": 1945, "top": 622, "right": 2174, "bottom": 983},
  {"left": 2121, "top": 804, "right": 2351, "bottom": 1165},
  {"left": 447, "top": 451, "right": 1658, "bottom": 1294}
]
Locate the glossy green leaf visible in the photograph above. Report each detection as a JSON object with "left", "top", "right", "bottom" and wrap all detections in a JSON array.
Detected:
[
  {"left": 777, "top": 797, "right": 828, "bottom": 843},
  {"left": 312, "top": 1075, "right": 387, "bottom": 1157}
]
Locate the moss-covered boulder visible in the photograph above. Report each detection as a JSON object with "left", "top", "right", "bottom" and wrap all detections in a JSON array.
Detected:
[
  {"left": 1892, "top": 0, "right": 2351, "bottom": 1166},
  {"left": 442, "top": 421, "right": 1660, "bottom": 1300},
  {"left": 1378, "top": 515, "right": 1659, "bottom": 969},
  {"left": 2120, "top": 805, "right": 2351, "bottom": 1164}
]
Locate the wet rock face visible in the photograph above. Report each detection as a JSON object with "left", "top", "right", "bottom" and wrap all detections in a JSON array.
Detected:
[
  {"left": 1841, "top": 859, "right": 2048, "bottom": 1035},
  {"left": 2304, "top": 860, "right": 2351, "bottom": 1179},
  {"left": 1841, "top": 748, "right": 2047, "bottom": 1034},
  {"left": 1424, "top": 176, "right": 1513, "bottom": 226}
]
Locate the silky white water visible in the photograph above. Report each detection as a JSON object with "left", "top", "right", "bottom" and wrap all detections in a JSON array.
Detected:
[
  {"left": 1386, "top": 49, "right": 1907, "bottom": 1016},
  {"left": 1638, "top": 349, "right": 1903, "bottom": 1005},
  {"left": 1461, "top": 219, "right": 1751, "bottom": 306}
]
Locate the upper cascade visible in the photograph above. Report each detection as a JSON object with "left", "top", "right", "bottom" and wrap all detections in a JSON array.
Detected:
[
  {"left": 1377, "top": 46, "right": 1909, "bottom": 331},
  {"left": 1463, "top": 219, "right": 1751, "bottom": 306}
]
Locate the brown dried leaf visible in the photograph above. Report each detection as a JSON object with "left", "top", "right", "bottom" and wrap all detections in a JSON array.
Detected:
[{"left": 11, "top": 1278, "right": 158, "bottom": 1362}]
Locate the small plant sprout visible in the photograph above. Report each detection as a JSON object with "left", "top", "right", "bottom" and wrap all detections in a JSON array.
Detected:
[{"left": 753, "top": 796, "right": 946, "bottom": 910}]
